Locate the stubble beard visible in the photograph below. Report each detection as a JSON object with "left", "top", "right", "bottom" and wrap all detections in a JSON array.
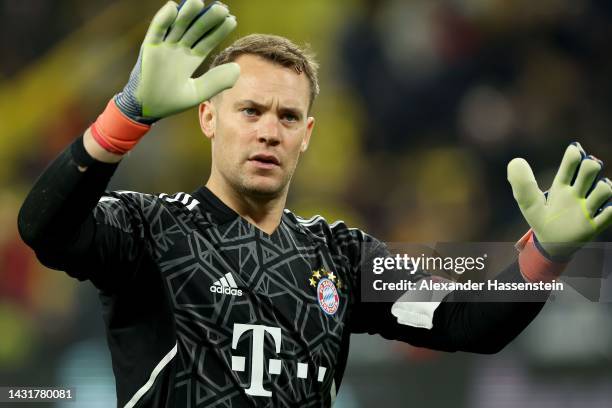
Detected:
[{"left": 234, "top": 168, "right": 292, "bottom": 201}]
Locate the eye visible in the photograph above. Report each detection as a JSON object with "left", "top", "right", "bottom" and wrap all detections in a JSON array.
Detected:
[
  {"left": 242, "top": 107, "right": 259, "bottom": 117},
  {"left": 282, "top": 113, "right": 298, "bottom": 122}
]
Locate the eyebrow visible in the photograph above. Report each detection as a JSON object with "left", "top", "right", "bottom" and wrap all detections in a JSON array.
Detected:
[{"left": 235, "top": 99, "right": 304, "bottom": 120}]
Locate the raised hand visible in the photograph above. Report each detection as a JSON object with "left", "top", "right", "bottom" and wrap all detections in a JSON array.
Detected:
[
  {"left": 115, "top": 0, "right": 240, "bottom": 123},
  {"left": 508, "top": 142, "right": 612, "bottom": 260}
]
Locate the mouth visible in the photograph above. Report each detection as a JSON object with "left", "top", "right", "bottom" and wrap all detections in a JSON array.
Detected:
[{"left": 248, "top": 153, "right": 281, "bottom": 169}]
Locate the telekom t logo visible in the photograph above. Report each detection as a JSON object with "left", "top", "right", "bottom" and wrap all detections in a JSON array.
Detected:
[
  {"left": 231, "top": 323, "right": 328, "bottom": 397},
  {"left": 231, "top": 324, "right": 281, "bottom": 397}
]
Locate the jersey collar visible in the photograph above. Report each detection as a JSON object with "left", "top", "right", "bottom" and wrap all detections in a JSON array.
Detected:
[
  {"left": 192, "top": 186, "right": 239, "bottom": 225},
  {"left": 191, "top": 186, "right": 321, "bottom": 242}
]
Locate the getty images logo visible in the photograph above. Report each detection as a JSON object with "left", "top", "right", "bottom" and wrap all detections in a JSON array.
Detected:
[{"left": 210, "top": 272, "right": 243, "bottom": 296}]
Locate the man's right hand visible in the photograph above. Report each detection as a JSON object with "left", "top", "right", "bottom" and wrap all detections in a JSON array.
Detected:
[
  {"left": 116, "top": 0, "right": 240, "bottom": 123},
  {"left": 85, "top": 0, "right": 239, "bottom": 159}
]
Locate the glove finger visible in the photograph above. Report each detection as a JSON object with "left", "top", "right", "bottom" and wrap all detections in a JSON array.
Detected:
[
  {"left": 573, "top": 156, "right": 603, "bottom": 197},
  {"left": 585, "top": 178, "right": 612, "bottom": 217},
  {"left": 180, "top": 3, "right": 229, "bottom": 48},
  {"left": 166, "top": 0, "right": 204, "bottom": 43},
  {"left": 143, "top": 1, "right": 179, "bottom": 46},
  {"left": 193, "top": 62, "right": 240, "bottom": 102},
  {"left": 593, "top": 203, "right": 612, "bottom": 233},
  {"left": 192, "top": 15, "right": 237, "bottom": 57},
  {"left": 507, "top": 158, "right": 545, "bottom": 218},
  {"left": 552, "top": 142, "right": 584, "bottom": 187}
]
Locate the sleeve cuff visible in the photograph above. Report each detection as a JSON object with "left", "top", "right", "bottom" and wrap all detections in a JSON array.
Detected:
[{"left": 70, "top": 135, "right": 97, "bottom": 167}]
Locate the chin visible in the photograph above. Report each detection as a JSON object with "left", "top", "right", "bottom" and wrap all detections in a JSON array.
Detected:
[{"left": 240, "top": 179, "right": 286, "bottom": 198}]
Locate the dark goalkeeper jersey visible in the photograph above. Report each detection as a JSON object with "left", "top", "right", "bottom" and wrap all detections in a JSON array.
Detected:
[
  {"left": 18, "top": 136, "right": 548, "bottom": 408},
  {"left": 88, "top": 186, "right": 388, "bottom": 407}
]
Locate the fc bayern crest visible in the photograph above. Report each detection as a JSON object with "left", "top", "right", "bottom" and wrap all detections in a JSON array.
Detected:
[{"left": 317, "top": 278, "right": 340, "bottom": 315}]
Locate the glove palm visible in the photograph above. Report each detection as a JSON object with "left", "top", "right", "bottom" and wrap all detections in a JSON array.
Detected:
[
  {"left": 508, "top": 143, "right": 612, "bottom": 259},
  {"left": 116, "top": 0, "right": 240, "bottom": 123}
]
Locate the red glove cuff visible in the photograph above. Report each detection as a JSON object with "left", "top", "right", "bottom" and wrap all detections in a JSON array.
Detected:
[
  {"left": 90, "top": 99, "right": 150, "bottom": 155},
  {"left": 516, "top": 229, "right": 567, "bottom": 282}
]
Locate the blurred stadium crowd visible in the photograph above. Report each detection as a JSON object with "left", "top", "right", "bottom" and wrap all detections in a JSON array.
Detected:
[{"left": 1, "top": 0, "right": 611, "bottom": 406}]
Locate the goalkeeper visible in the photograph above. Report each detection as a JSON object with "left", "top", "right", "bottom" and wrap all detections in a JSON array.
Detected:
[{"left": 17, "top": 0, "right": 612, "bottom": 407}]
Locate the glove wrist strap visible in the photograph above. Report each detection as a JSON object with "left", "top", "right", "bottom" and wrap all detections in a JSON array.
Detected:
[
  {"left": 91, "top": 99, "right": 151, "bottom": 155},
  {"left": 516, "top": 230, "right": 567, "bottom": 282}
]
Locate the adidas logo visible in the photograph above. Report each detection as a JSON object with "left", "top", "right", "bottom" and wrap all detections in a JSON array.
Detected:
[{"left": 210, "top": 273, "right": 243, "bottom": 296}]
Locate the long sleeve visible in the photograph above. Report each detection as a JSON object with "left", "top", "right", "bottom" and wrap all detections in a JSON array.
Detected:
[
  {"left": 404, "top": 262, "right": 547, "bottom": 354},
  {"left": 17, "top": 135, "right": 148, "bottom": 292},
  {"left": 18, "top": 135, "right": 118, "bottom": 251},
  {"left": 351, "top": 258, "right": 548, "bottom": 354},
  {"left": 325, "top": 218, "right": 549, "bottom": 354}
]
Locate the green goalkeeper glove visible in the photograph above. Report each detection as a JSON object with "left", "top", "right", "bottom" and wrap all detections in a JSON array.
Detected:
[
  {"left": 508, "top": 142, "right": 612, "bottom": 260},
  {"left": 115, "top": 0, "right": 240, "bottom": 123}
]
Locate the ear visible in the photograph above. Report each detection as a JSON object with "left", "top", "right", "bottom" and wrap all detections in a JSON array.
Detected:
[
  {"left": 301, "top": 116, "right": 315, "bottom": 152},
  {"left": 199, "top": 101, "right": 216, "bottom": 140}
]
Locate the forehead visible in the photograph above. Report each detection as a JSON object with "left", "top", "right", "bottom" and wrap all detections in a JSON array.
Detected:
[{"left": 221, "top": 54, "right": 310, "bottom": 111}]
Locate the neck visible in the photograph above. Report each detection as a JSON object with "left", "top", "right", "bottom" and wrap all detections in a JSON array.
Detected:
[{"left": 205, "top": 176, "right": 287, "bottom": 235}]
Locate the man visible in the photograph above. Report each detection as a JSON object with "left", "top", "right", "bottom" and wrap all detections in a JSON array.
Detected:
[{"left": 17, "top": 0, "right": 612, "bottom": 407}]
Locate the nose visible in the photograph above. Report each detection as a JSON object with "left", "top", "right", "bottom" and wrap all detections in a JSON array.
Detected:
[{"left": 257, "top": 114, "right": 281, "bottom": 146}]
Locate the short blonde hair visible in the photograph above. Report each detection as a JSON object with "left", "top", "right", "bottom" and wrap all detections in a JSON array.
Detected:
[{"left": 210, "top": 34, "right": 320, "bottom": 110}]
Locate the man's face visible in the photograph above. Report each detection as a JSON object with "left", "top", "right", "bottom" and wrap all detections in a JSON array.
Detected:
[{"left": 199, "top": 54, "right": 315, "bottom": 199}]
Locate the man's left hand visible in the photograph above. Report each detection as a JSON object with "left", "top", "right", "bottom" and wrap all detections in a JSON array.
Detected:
[{"left": 507, "top": 142, "right": 612, "bottom": 260}]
